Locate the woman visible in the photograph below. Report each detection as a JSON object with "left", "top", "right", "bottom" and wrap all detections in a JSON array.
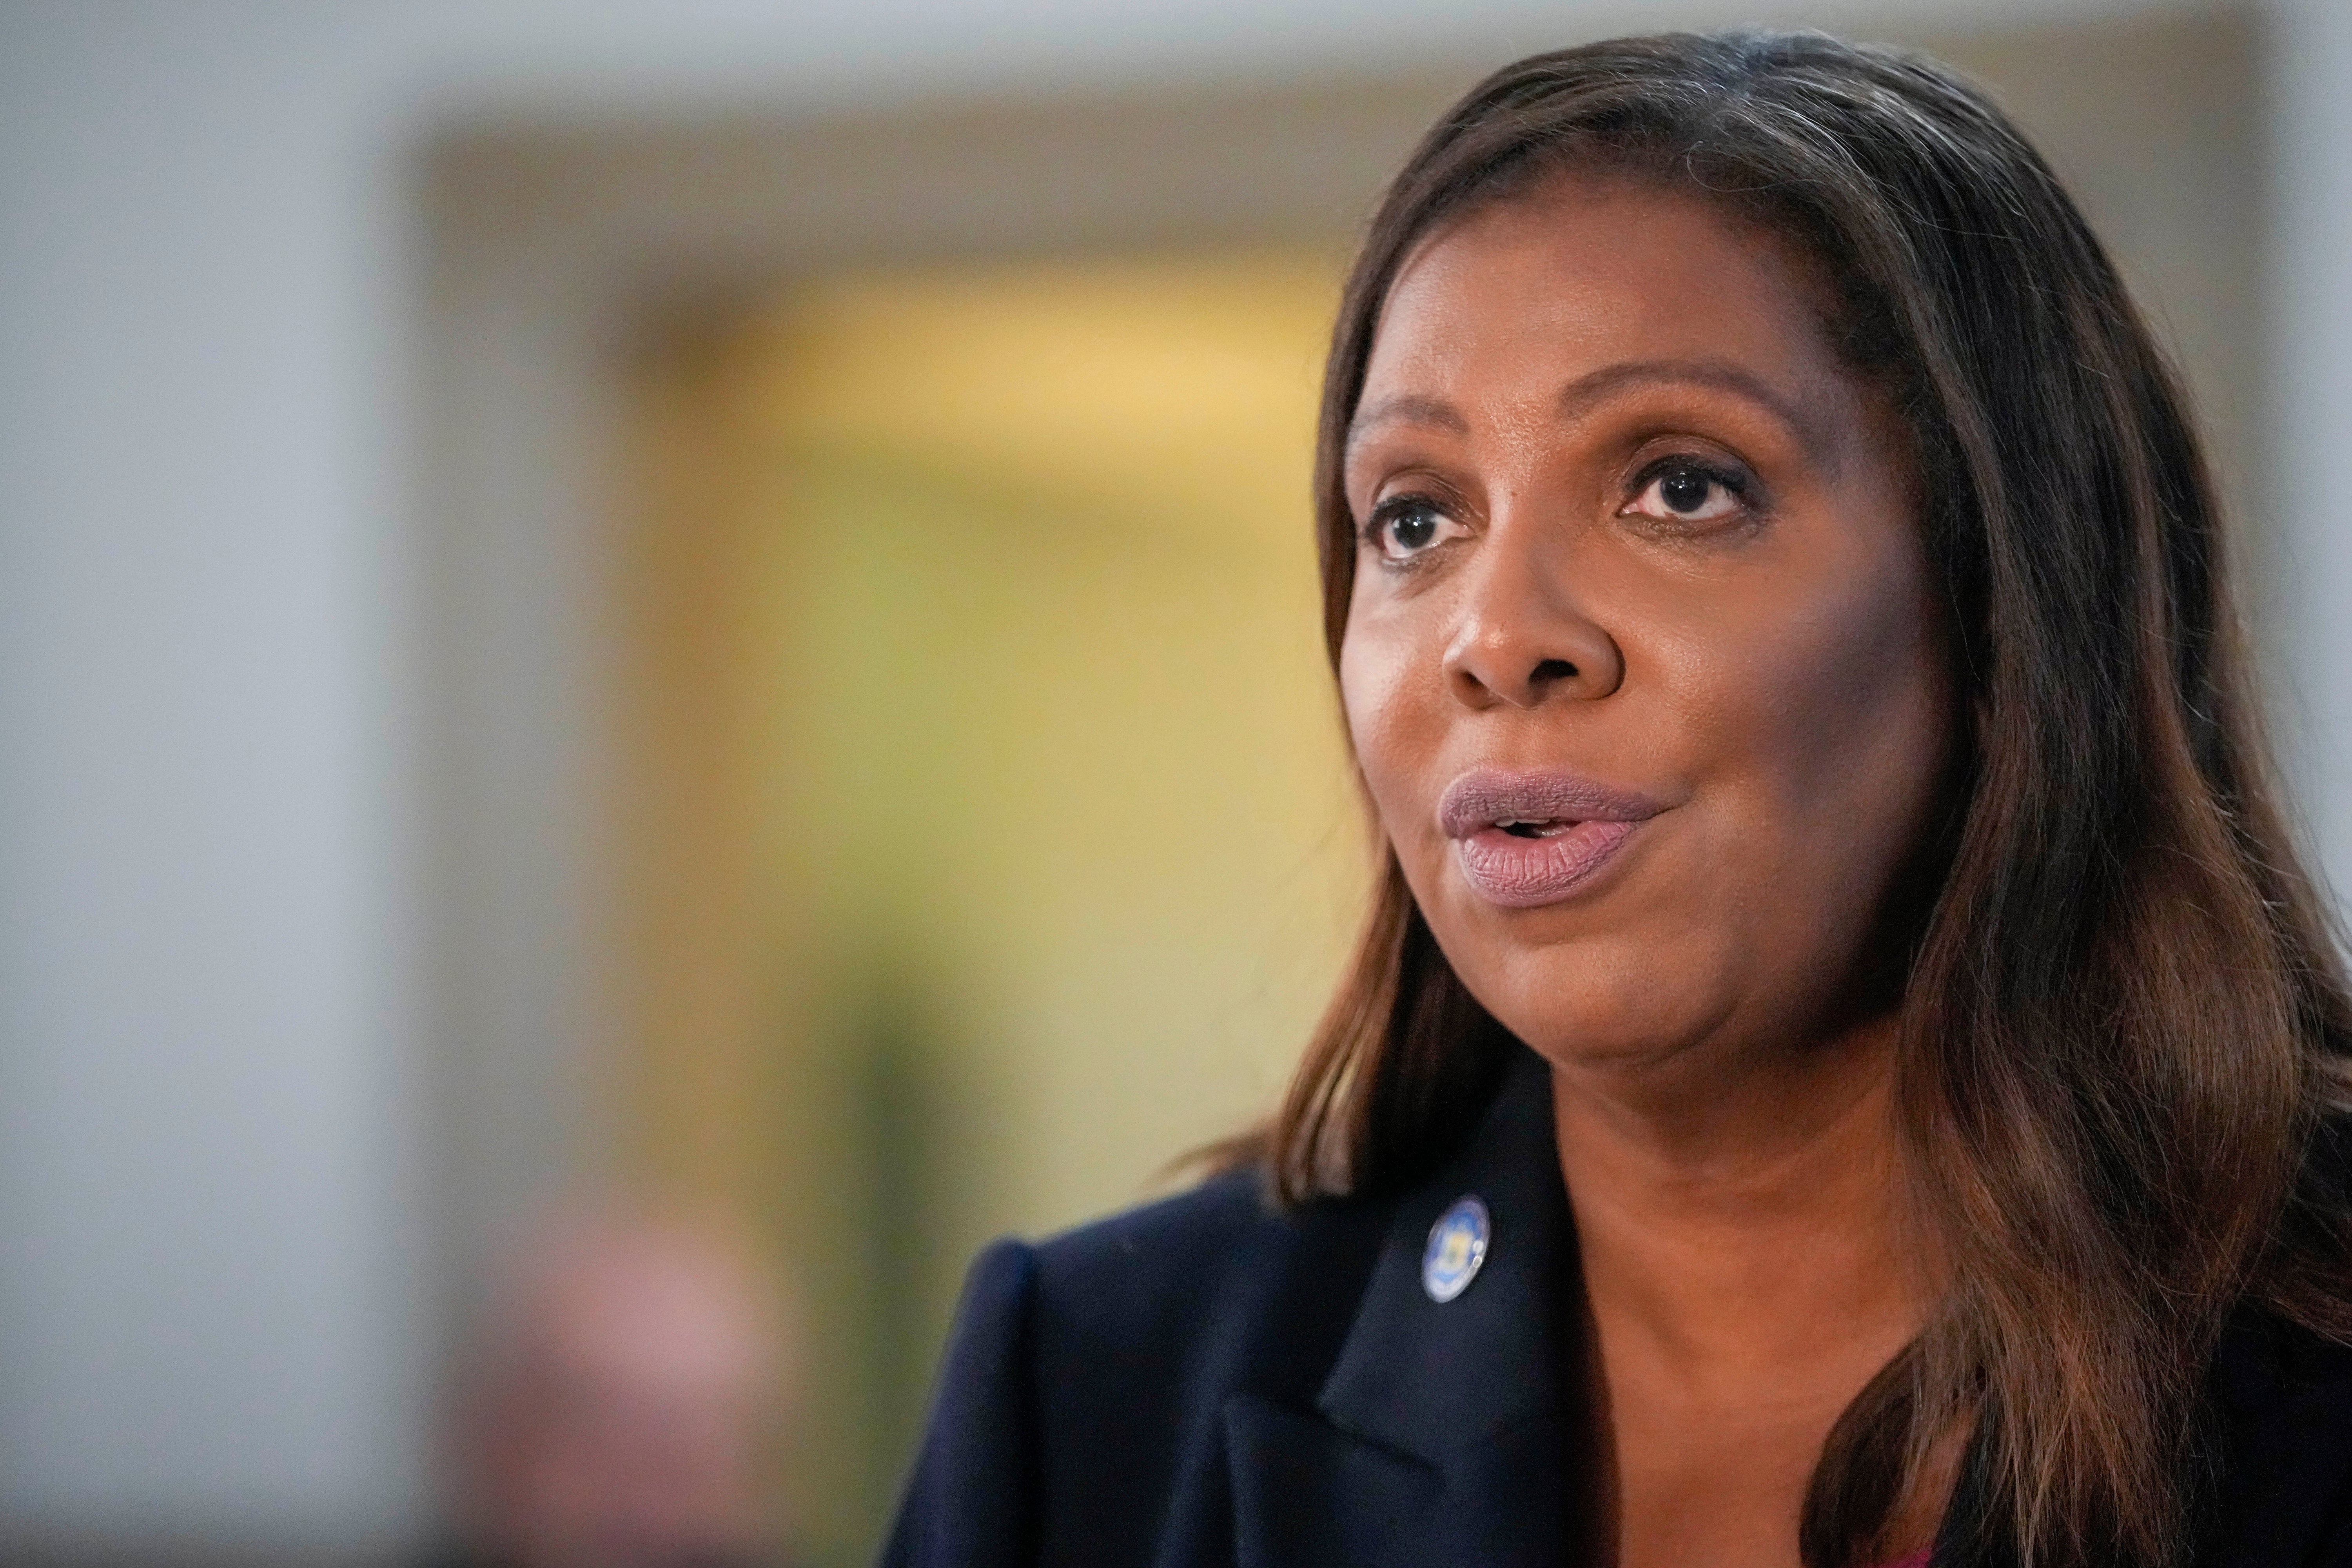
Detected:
[{"left": 886, "top": 29, "right": 2352, "bottom": 1568}]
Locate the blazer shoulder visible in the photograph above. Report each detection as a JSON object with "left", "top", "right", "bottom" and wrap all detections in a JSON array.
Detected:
[
  {"left": 883, "top": 1236, "right": 1047, "bottom": 1568},
  {"left": 1030, "top": 1167, "right": 1280, "bottom": 1299},
  {"left": 1023, "top": 1165, "right": 1390, "bottom": 1411},
  {"left": 1014, "top": 1168, "right": 1388, "bottom": 1564}
]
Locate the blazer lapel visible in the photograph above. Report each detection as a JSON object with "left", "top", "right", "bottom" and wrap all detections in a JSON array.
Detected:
[{"left": 1225, "top": 1049, "right": 1578, "bottom": 1568}]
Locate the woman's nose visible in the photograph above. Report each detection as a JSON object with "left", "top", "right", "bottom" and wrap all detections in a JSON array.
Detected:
[{"left": 1441, "top": 539, "right": 1624, "bottom": 709}]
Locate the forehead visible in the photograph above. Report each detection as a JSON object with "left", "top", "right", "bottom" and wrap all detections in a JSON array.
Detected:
[{"left": 1361, "top": 174, "right": 1848, "bottom": 413}]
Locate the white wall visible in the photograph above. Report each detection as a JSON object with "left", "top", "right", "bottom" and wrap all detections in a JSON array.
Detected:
[
  {"left": 2267, "top": 0, "right": 2352, "bottom": 905},
  {"left": 0, "top": 0, "right": 2332, "bottom": 1552},
  {"left": 0, "top": 4, "right": 425, "bottom": 1546}
]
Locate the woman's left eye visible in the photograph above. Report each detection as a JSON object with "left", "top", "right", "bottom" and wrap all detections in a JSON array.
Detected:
[{"left": 1621, "top": 460, "right": 1750, "bottom": 526}]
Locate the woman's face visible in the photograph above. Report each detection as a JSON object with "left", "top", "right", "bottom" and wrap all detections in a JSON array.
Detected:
[{"left": 1339, "top": 176, "right": 1951, "bottom": 1072}]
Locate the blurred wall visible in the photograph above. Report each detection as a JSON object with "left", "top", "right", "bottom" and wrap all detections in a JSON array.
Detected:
[
  {"left": 614, "top": 254, "right": 1366, "bottom": 1561},
  {"left": 2270, "top": 0, "right": 2352, "bottom": 882},
  {"left": 0, "top": 0, "right": 2343, "bottom": 1559}
]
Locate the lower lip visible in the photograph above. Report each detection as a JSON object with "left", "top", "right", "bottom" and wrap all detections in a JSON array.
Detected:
[{"left": 1454, "top": 820, "right": 1641, "bottom": 908}]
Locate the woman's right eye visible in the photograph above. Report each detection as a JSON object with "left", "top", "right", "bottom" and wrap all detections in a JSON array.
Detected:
[{"left": 1365, "top": 495, "right": 1466, "bottom": 562}]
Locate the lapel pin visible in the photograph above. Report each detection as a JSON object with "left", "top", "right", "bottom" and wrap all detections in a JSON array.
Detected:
[{"left": 1421, "top": 1195, "right": 1490, "bottom": 1302}]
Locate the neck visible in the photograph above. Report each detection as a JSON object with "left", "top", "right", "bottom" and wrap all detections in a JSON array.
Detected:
[{"left": 1552, "top": 1010, "right": 1927, "bottom": 1384}]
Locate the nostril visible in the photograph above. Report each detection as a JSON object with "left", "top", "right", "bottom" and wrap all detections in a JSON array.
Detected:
[{"left": 1531, "top": 658, "right": 1577, "bottom": 685}]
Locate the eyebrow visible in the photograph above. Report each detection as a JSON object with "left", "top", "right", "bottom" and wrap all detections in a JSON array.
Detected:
[
  {"left": 1345, "top": 392, "right": 1469, "bottom": 448},
  {"left": 1345, "top": 358, "right": 1833, "bottom": 465}
]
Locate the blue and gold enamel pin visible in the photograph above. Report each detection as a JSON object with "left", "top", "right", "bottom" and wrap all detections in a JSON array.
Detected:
[{"left": 1421, "top": 1195, "right": 1490, "bottom": 1302}]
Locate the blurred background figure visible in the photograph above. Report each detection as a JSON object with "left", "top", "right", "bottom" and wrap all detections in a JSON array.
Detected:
[{"left": 439, "top": 1209, "right": 796, "bottom": 1568}]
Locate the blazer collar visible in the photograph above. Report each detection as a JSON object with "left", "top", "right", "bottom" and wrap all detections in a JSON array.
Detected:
[
  {"left": 1221, "top": 1047, "right": 1577, "bottom": 1568},
  {"left": 1315, "top": 1045, "right": 1573, "bottom": 1461}
]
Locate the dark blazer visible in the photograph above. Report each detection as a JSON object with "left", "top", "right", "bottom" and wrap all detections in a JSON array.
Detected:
[{"left": 883, "top": 1048, "right": 2352, "bottom": 1568}]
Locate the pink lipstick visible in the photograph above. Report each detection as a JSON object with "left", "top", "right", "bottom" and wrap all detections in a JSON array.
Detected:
[{"left": 1437, "top": 769, "right": 1662, "bottom": 909}]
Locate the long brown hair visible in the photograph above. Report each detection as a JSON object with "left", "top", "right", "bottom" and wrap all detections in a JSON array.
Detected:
[{"left": 1262, "top": 28, "right": 2352, "bottom": 1568}]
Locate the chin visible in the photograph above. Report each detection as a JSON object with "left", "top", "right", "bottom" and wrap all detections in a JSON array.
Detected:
[
  {"left": 1504, "top": 1005, "right": 1715, "bottom": 1071},
  {"left": 1452, "top": 938, "right": 1731, "bottom": 1069}
]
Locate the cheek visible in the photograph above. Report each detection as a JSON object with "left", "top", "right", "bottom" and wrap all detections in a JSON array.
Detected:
[
  {"left": 1337, "top": 595, "right": 1424, "bottom": 815},
  {"left": 1691, "top": 554, "right": 1949, "bottom": 853},
  {"left": 1805, "top": 581, "right": 1944, "bottom": 779}
]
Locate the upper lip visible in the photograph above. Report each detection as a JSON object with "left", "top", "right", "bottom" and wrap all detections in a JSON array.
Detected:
[{"left": 1436, "top": 768, "right": 1664, "bottom": 840}]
